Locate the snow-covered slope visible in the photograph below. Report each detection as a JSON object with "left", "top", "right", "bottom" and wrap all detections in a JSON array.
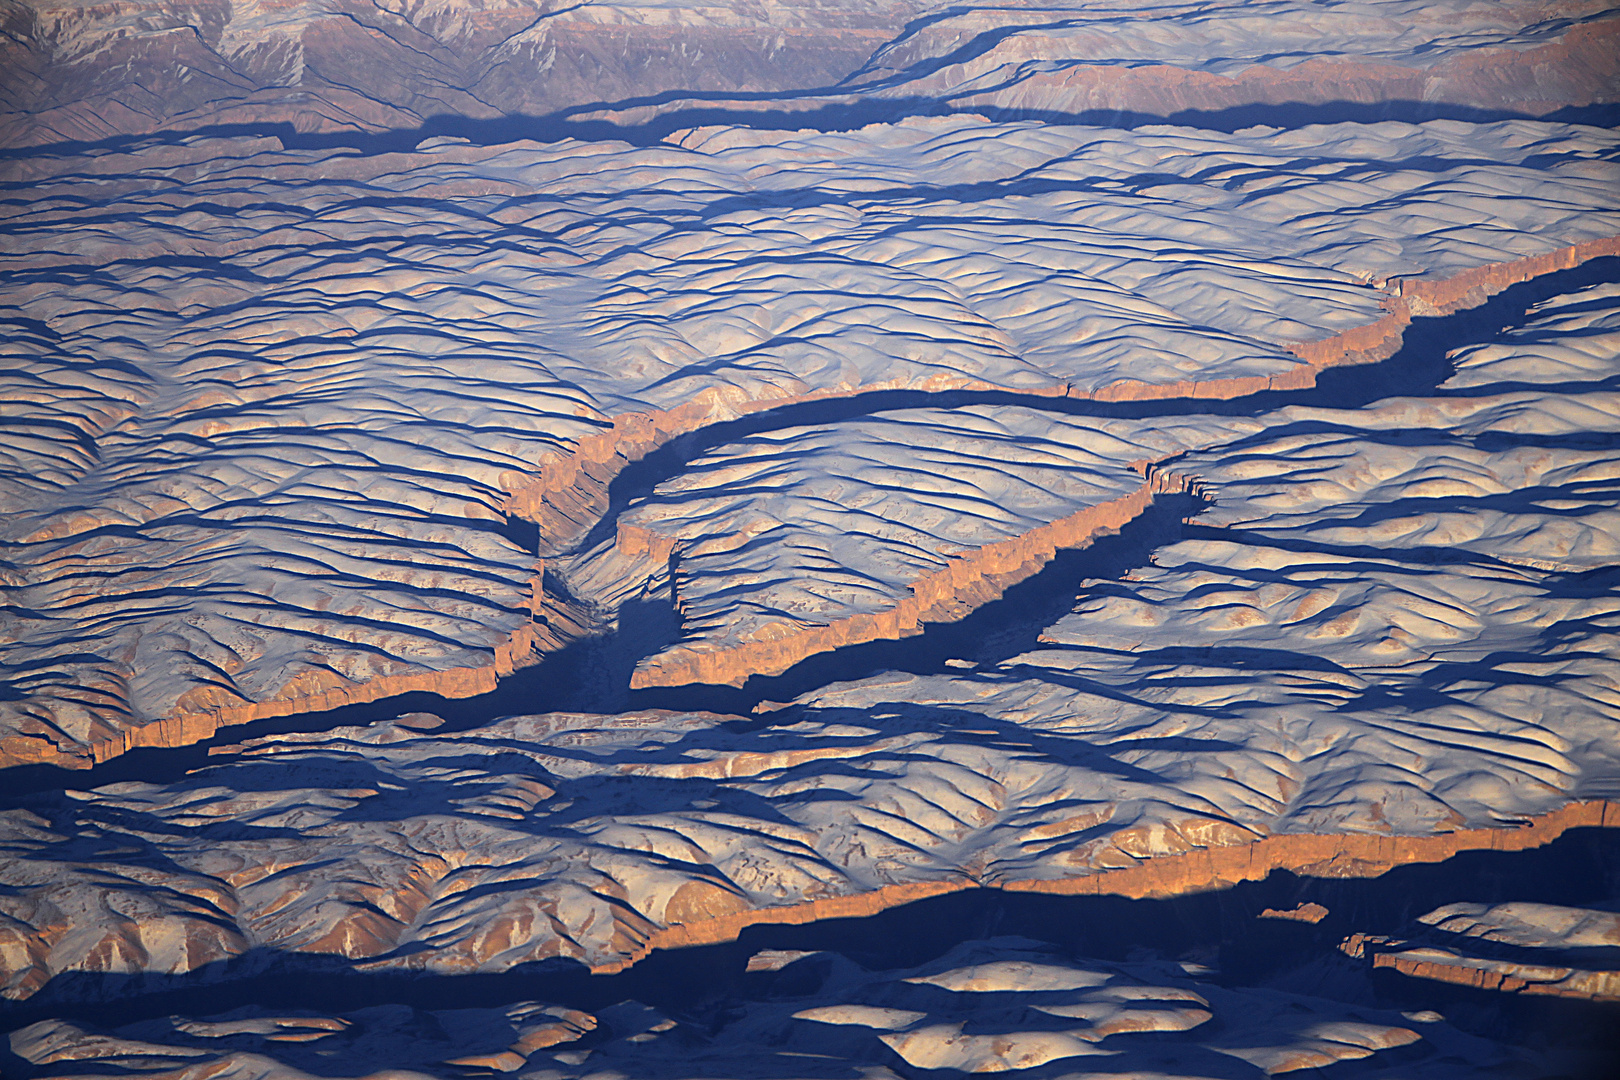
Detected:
[
  {"left": 3, "top": 118, "right": 1617, "bottom": 769},
  {"left": 1346, "top": 900, "right": 1620, "bottom": 1001},
  {"left": 3, "top": 4, "right": 1620, "bottom": 1064},
  {"left": 10, "top": 256, "right": 1620, "bottom": 1000}
]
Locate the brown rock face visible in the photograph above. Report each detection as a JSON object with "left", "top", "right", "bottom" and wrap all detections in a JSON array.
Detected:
[
  {"left": 0, "top": 574, "right": 593, "bottom": 771},
  {"left": 1336, "top": 898, "right": 1620, "bottom": 1002},
  {"left": 7, "top": 236, "right": 1612, "bottom": 770},
  {"left": 1344, "top": 933, "right": 1620, "bottom": 1002},
  {"left": 3, "top": 6, "right": 1618, "bottom": 1065},
  {"left": 79, "top": 609, "right": 578, "bottom": 766},
  {"left": 2, "top": 115, "right": 1614, "bottom": 776},
  {"left": 608, "top": 800, "right": 1620, "bottom": 973},
  {"left": 1261, "top": 902, "right": 1331, "bottom": 924},
  {"left": 629, "top": 472, "right": 1193, "bottom": 689},
  {"left": 499, "top": 376, "right": 1075, "bottom": 556},
  {"left": 546, "top": 236, "right": 1620, "bottom": 692},
  {"left": 501, "top": 234, "right": 1620, "bottom": 568},
  {"left": 4, "top": 613, "right": 1616, "bottom": 994}
]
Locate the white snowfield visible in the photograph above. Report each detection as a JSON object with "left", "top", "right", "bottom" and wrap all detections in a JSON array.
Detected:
[
  {"left": 4, "top": 938, "right": 1523, "bottom": 1078},
  {"left": 1, "top": 117, "right": 1617, "bottom": 768}
]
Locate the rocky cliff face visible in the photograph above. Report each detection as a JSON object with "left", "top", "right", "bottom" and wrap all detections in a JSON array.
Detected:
[
  {"left": 1345, "top": 900, "right": 1620, "bottom": 1002},
  {"left": 4, "top": 118, "right": 1615, "bottom": 771},
  {"left": 5, "top": 936, "right": 1543, "bottom": 1078},
  {"left": 6, "top": 272, "right": 1620, "bottom": 1008}
]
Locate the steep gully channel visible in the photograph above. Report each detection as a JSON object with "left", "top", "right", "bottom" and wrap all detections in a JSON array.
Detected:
[{"left": 3, "top": 252, "right": 1619, "bottom": 1062}]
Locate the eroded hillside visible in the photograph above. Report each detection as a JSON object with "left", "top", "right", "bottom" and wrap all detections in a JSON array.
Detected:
[{"left": 2, "top": 2, "right": 1619, "bottom": 1077}]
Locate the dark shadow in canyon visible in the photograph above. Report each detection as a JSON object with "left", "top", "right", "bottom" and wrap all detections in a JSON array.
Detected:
[
  {"left": 548, "top": 253, "right": 1618, "bottom": 569},
  {"left": 526, "top": 254, "right": 1620, "bottom": 712},
  {"left": 3, "top": 44, "right": 1620, "bottom": 1080},
  {"left": 2, "top": 256, "right": 1615, "bottom": 799},
  {"left": 573, "top": 253, "right": 1620, "bottom": 559},
  {"left": 620, "top": 490, "right": 1208, "bottom": 718},
  {"left": 2, "top": 98, "right": 1615, "bottom": 164},
  {"left": 1, "top": 828, "right": 1616, "bottom": 1077},
  {"left": 0, "top": 491, "right": 1201, "bottom": 800}
]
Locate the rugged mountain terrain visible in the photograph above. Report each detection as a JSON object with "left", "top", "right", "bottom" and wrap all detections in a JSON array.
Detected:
[
  {"left": 3, "top": 117, "right": 1616, "bottom": 770},
  {"left": 6, "top": 264, "right": 1620, "bottom": 1004},
  {"left": 3, "top": 0, "right": 1619, "bottom": 1076},
  {"left": 5, "top": 938, "right": 1545, "bottom": 1077},
  {"left": 2, "top": 0, "right": 1618, "bottom": 147}
]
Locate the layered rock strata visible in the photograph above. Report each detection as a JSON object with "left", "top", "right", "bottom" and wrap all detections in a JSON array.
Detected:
[
  {"left": 2, "top": 1, "right": 1618, "bottom": 1070},
  {"left": 549, "top": 405, "right": 1213, "bottom": 689},
  {"left": 630, "top": 475, "right": 1191, "bottom": 689},
  {"left": 1344, "top": 901, "right": 1620, "bottom": 1001},
  {"left": 2, "top": 702, "right": 1615, "bottom": 996},
  {"left": 6, "top": 118, "right": 1617, "bottom": 767}
]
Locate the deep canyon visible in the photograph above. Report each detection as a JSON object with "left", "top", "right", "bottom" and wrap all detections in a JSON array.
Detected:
[{"left": 2, "top": 1, "right": 1619, "bottom": 1077}]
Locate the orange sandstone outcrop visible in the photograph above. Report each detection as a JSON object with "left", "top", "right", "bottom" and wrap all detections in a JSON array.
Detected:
[
  {"left": 505, "top": 237, "right": 1620, "bottom": 562},
  {"left": 1261, "top": 902, "right": 1331, "bottom": 924},
  {"left": 629, "top": 470, "right": 1196, "bottom": 689},
  {"left": 1341, "top": 934, "right": 1620, "bottom": 1002},
  {"left": 0, "top": 587, "right": 592, "bottom": 771},
  {"left": 594, "top": 799, "right": 1620, "bottom": 975},
  {"left": 10, "top": 237, "right": 1615, "bottom": 772},
  {"left": 501, "top": 374, "right": 1072, "bottom": 556},
  {"left": 602, "top": 237, "right": 1616, "bottom": 689}
]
